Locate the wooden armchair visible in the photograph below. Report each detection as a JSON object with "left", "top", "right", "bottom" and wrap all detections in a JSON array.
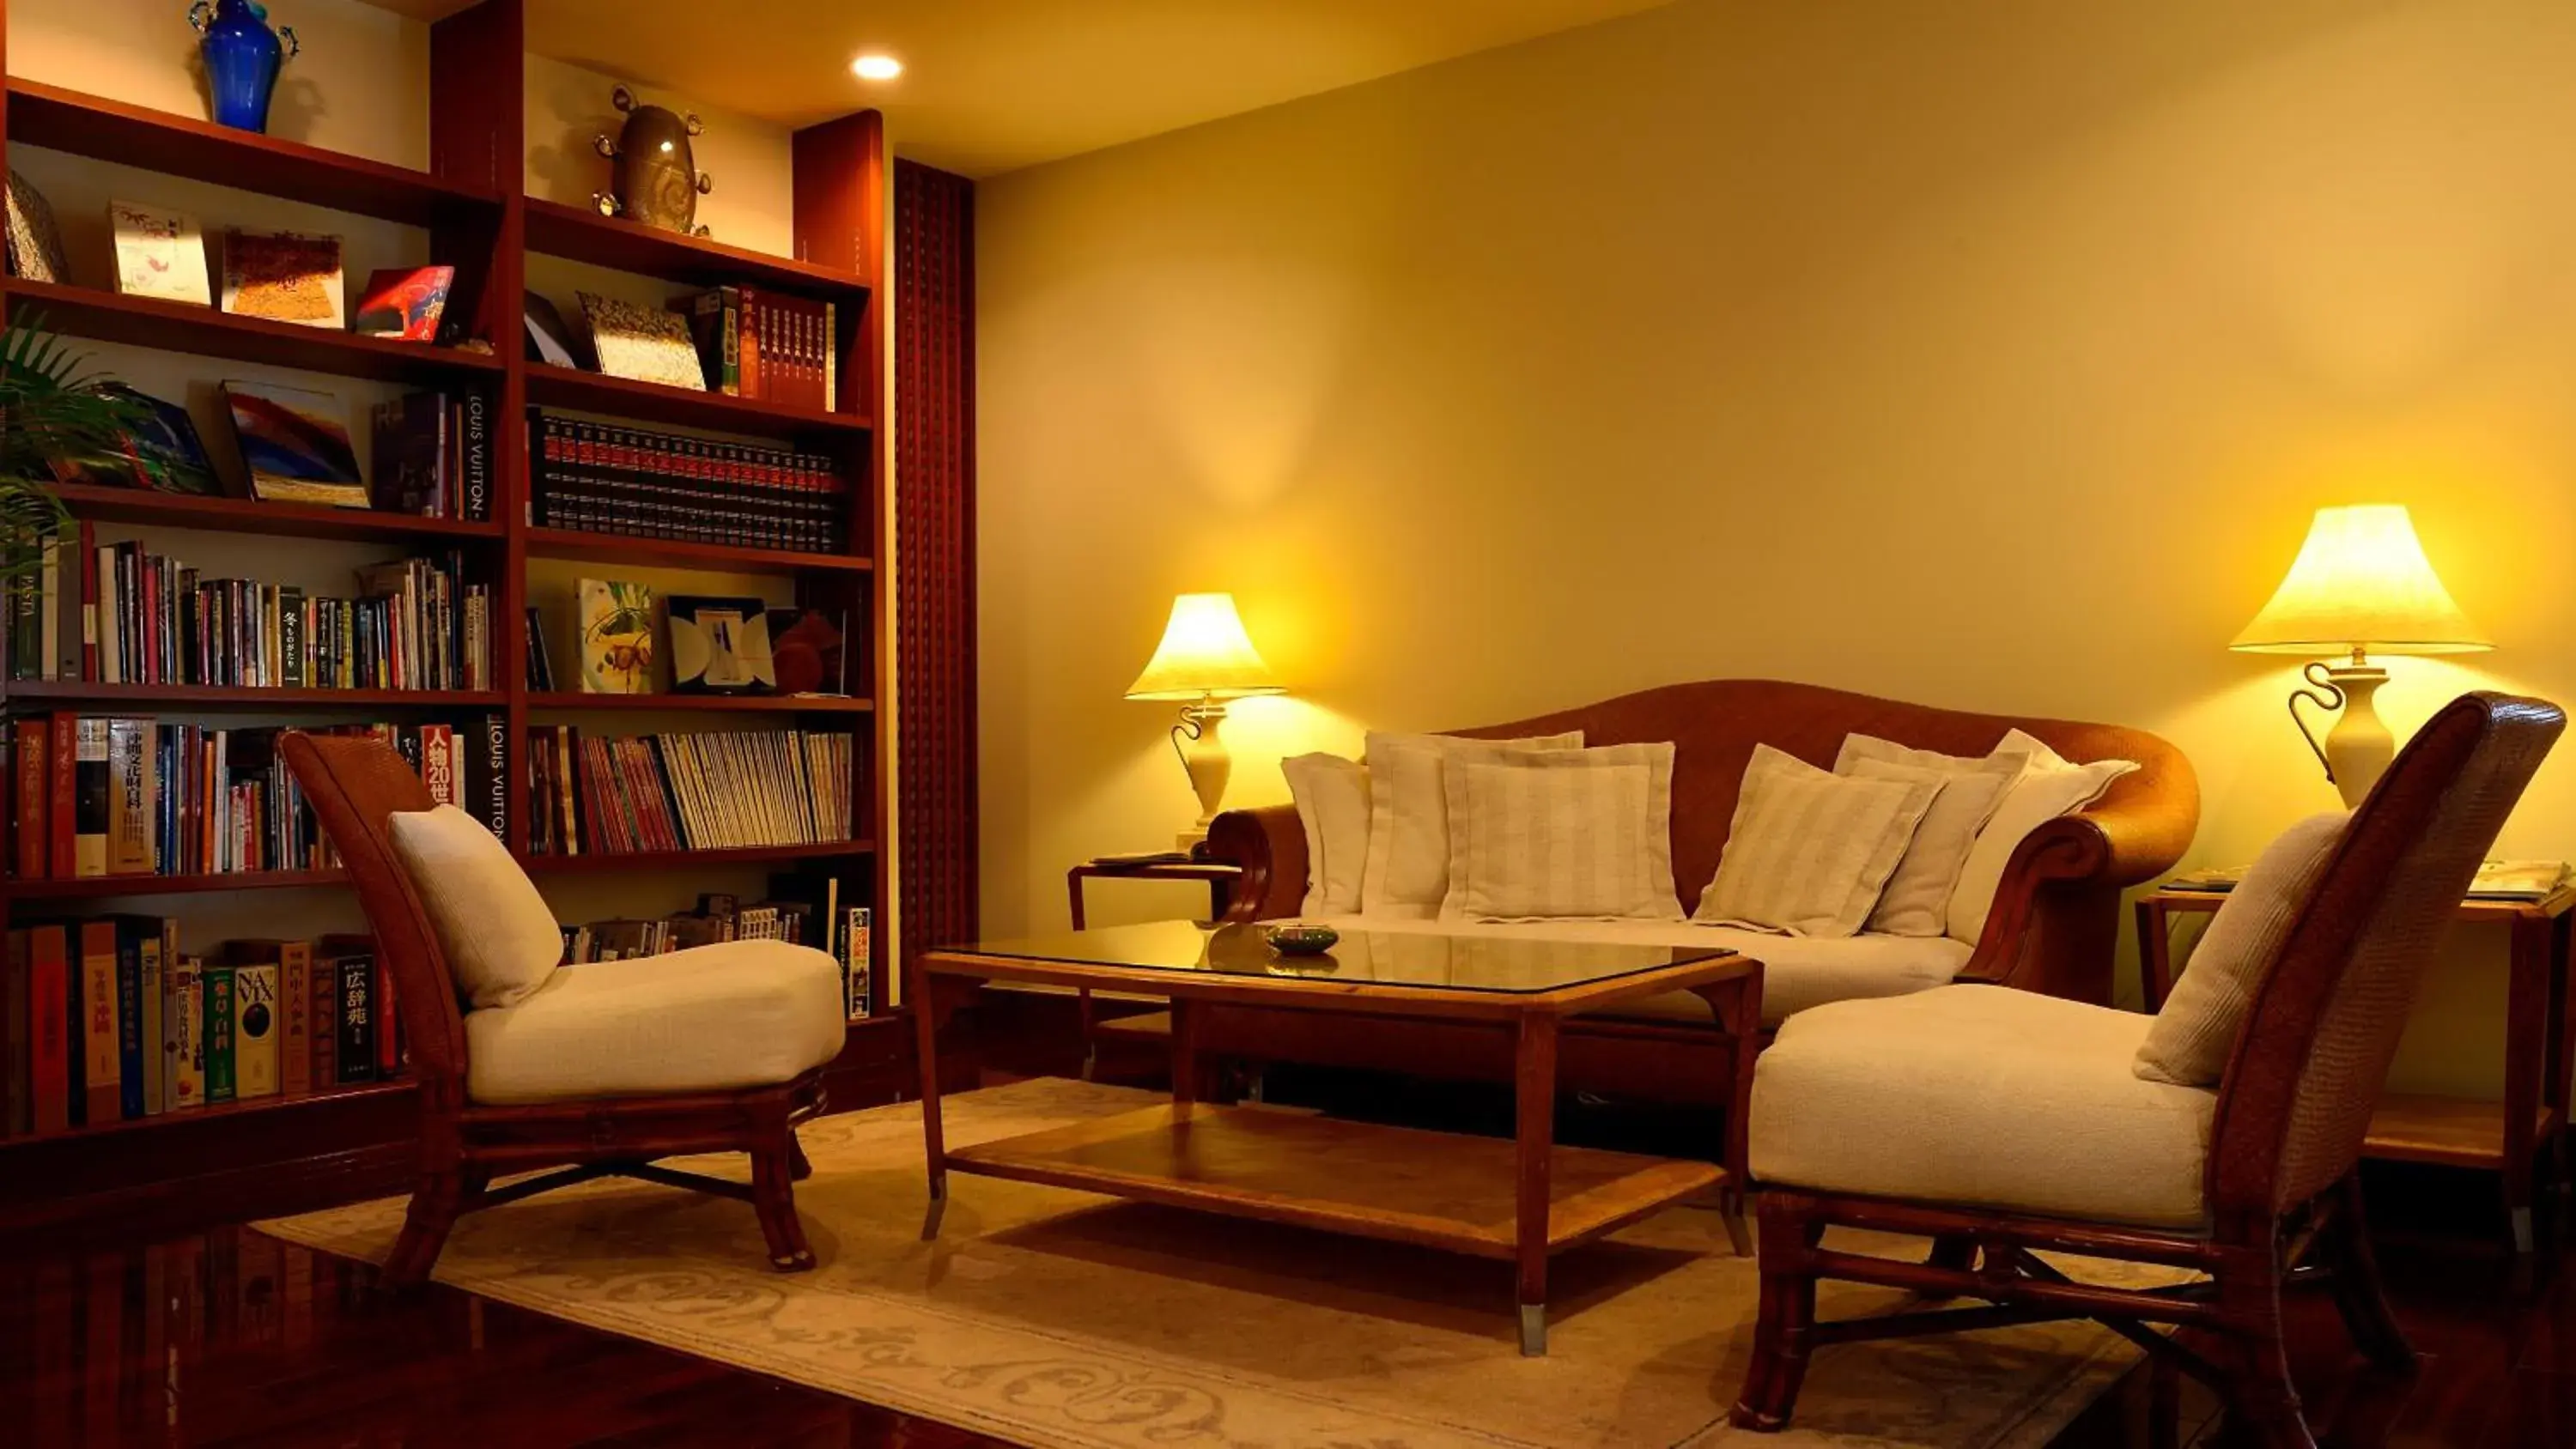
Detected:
[
  {"left": 283, "top": 732, "right": 843, "bottom": 1288},
  {"left": 1730, "top": 692, "right": 2563, "bottom": 1447}
]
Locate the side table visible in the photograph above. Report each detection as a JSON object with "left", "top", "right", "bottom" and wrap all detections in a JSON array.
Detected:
[
  {"left": 1063, "top": 855, "right": 1245, "bottom": 1077},
  {"left": 2136, "top": 882, "right": 2576, "bottom": 1253}
]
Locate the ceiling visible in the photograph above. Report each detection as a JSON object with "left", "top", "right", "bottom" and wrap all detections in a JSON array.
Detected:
[{"left": 366, "top": 0, "right": 1672, "bottom": 176}]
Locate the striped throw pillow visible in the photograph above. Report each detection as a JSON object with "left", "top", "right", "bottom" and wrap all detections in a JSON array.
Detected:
[
  {"left": 1694, "top": 744, "right": 1941, "bottom": 937},
  {"left": 1440, "top": 743, "right": 1683, "bottom": 921},
  {"left": 1358, "top": 731, "right": 1584, "bottom": 917}
]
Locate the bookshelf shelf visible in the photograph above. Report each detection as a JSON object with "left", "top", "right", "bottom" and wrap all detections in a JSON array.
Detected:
[
  {"left": 4, "top": 278, "right": 509, "bottom": 386},
  {"left": 526, "top": 362, "right": 872, "bottom": 440},
  {"left": 4, "top": 79, "right": 504, "bottom": 227},
  {"left": 526, "top": 692, "right": 875, "bottom": 714},
  {"left": 523, "top": 526, "right": 872, "bottom": 576},
  {"left": 1, "top": 1077, "right": 414, "bottom": 1146},
  {"left": 48, "top": 483, "right": 505, "bottom": 545},
  {"left": 3, "top": 682, "right": 508, "bottom": 710},
  {"left": 524, "top": 197, "right": 873, "bottom": 301},
  {"left": 522, "top": 840, "right": 875, "bottom": 876},
  {"left": 8, "top": 868, "right": 348, "bottom": 900}
]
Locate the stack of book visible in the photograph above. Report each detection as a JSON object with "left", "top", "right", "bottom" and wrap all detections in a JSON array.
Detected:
[
  {"left": 524, "top": 726, "right": 854, "bottom": 857},
  {"left": 0, "top": 925, "right": 397, "bottom": 1136},
  {"left": 672, "top": 287, "right": 838, "bottom": 410},
  {"left": 3, "top": 529, "right": 492, "bottom": 692},
  {"left": 527, "top": 410, "right": 845, "bottom": 555},
  {"left": 562, "top": 888, "right": 873, "bottom": 1016},
  {"left": 6, "top": 716, "right": 507, "bottom": 881}
]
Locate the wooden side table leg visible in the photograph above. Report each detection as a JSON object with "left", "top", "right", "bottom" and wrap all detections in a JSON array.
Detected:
[
  {"left": 2135, "top": 898, "right": 2175, "bottom": 1014},
  {"left": 2507, "top": 915, "right": 2549, "bottom": 1254},
  {"left": 1513, "top": 1013, "right": 1560, "bottom": 1357},
  {"left": 1066, "top": 868, "right": 1089, "bottom": 931},
  {"left": 2552, "top": 912, "right": 2575, "bottom": 1207},
  {"left": 1170, "top": 998, "right": 1200, "bottom": 1118},
  {"left": 914, "top": 971, "right": 958, "bottom": 1240}
]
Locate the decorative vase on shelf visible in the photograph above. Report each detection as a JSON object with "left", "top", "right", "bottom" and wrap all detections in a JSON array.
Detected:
[{"left": 188, "top": 0, "right": 299, "bottom": 135}]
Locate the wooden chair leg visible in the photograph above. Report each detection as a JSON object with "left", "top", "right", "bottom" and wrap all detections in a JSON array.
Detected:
[
  {"left": 2318, "top": 1174, "right": 2414, "bottom": 1372},
  {"left": 381, "top": 1161, "right": 465, "bottom": 1289},
  {"left": 787, "top": 1131, "right": 813, "bottom": 1182},
  {"left": 2216, "top": 1249, "right": 2317, "bottom": 1449},
  {"left": 1731, "top": 1197, "right": 1821, "bottom": 1432},
  {"left": 750, "top": 1142, "right": 817, "bottom": 1272}
]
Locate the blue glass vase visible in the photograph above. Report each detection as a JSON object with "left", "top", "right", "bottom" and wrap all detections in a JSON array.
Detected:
[{"left": 188, "top": 0, "right": 298, "bottom": 135}]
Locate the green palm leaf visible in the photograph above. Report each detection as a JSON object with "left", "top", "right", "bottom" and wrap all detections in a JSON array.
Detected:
[{"left": 0, "top": 315, "right": 160, "bottom": 579}]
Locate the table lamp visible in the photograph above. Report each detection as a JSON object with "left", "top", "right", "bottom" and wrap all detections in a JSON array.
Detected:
[
  {"left": 2231, "top": 504, "right": 2491, "bottom": 806},
  {"left": 1126, "top": 593, "right": 1285, "bottom": 848}
]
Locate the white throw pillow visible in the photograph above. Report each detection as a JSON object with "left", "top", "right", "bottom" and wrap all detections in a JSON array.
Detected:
[
  {"left": 1282, "top": 753, "right": 1370, "bottom": 916},
  {"left": 1945, "top": 729, "right": 2141, "bottom": 947},
  {"left": 1835, "top": 735, "right": 2028, "bottom": 937},
  {"left": 389, "top": 804, "right": 563, "bottom": 1009},
  {"left": 1440, "top": 742, "right": 1683, "bottom": 922},
  {"left": 1695, "top": 744, "right": 1941, "bottom": 937},
  {"left": 2135, "top": 813, "right": 2350, "bottom": 1086},
  {"left": 1358, "top": 730, "right": 1583, "bottom": 918}
]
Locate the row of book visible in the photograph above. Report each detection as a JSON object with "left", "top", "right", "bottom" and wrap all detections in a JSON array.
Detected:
[
  {"left": 8, "top": 717, "right": 507, "bottom": 881},
  {"left": 5, "top": 530, "right": 494, "bottom": 692},
  {"left": 564, "top": 888, "right": 873, "bottom": 1019},
  {"left": 0, "top": 922, "right": 397, "bottom": 1136},
  {"left": 525, "top": 726, "right": 856, "bottom": 856},
  {"left": 528, "top": 411, "right": 848, "bottom": 555},
  {"left": 675, "top": 286, "right": 841, "bottom": 411}
]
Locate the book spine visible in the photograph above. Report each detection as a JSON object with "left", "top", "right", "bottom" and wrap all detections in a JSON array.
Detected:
[
  {"left": 307, "top": 949, "right": 336, "bottom": 1094},
  {"left": 279, "top": 942, "right": 311, "bottom": 1097},
  {"left": 72, "top": 718, "right": 108, "bottom": 878},
  {"left": 279, "top": 587, "right": 305, "bottom": 688},
  {"left": 471, "top": 713, "right": 507, "bottom": 840},
  {"left": 845, "top": 906, "right": 871, "bottom": 1017},
  {"left": 461, "top": 388, "right": 492, "bottom": 523},
  {"left": 419, "top": 724, "right": 456, "bottom": 804},
  {"left": 233, "top": 961, "right": 278, "bottom": 1100},
  {"left": 200, "top": 962, "right": 235, "bottom": 1104},
  {"left": 14, "top": 719, "right": 46, "bottom": 881},
  {"left": 137, "top": 926, "right": 163, "bottom": 1117},
  {"left": 335, "top": 953, "right": 375, "bottom": 1084},
  {"left": 167, "top": 954, "right": 202, "bottom": 1111},
  {"left": 78, "top": 920, "right": 119, "bottom": 1124},
  {"left": 29, "top": 926, "right": 69, "bottom": 1132},
  {"left": 2, "top": 931, "right": 25, "bottom": 1136},
  {"left": 106, "top": 718, "right": 151, "bottom": 876},
  {"left": 376, "top": 960, "right": 398, "bottom": 1079}
]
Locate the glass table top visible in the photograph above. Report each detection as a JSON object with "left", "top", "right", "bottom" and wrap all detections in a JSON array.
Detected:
[{"left": 945, "top": 920, "right": 1741, "bottom": 995}]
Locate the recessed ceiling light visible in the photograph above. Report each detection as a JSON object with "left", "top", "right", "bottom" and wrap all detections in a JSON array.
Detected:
[{"left": 852, "top": 54, "right": 902, "bottom": 82}]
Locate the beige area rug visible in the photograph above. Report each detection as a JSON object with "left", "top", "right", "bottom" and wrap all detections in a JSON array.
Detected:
[{"left": 260, "top": 1078, "right": 2161, "bottom": 1449}]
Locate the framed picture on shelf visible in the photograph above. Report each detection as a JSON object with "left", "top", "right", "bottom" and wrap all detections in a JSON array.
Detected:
[
  {"left": 219, "top": 380, "right": 368, "bottom": 508},
  {"left": 5, "top": 170, "right": 70, "bottom": 284},
  {"left": 110, "top": 202, "right": 211, "bottom": 305},
  {"left": 667, "top": 595, "right": 777, "bottom": 694},
  {"left": 222, "top": 229, "right": 345, "bottom": 329},
  {"left": 580, "top": 291, "right": 705, "bottom": 391},
  {"left": 353, "top": 266, "right": 454, "bottom": 341},
  {"left": 578, "top": 578, "right": 657, "bottom": 694}
]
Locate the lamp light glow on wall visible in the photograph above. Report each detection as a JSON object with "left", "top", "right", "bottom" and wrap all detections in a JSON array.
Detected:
[
  {"left": 1127, "top": 593, "right": 1285, "bottom": 849},
  {"left": 2232, "top": 504, "right": 2491, "bottom": 807}
]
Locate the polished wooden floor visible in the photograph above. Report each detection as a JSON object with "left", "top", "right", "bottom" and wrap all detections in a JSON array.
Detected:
[{"left": 0, "top": 1205, "right": 2565, "bottom": 1446}]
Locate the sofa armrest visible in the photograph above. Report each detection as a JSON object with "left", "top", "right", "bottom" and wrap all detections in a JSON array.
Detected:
[
  {"left": 1957, "top": 782, "right": 2198, "bottom": 996},
  {"left": 1205, "top": 804, "right": 1308, "bottom": 921}
]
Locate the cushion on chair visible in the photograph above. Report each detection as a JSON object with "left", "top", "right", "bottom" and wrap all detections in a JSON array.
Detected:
[
  {"left": 1750, "top": 985, "right": 2218, "bottom": 1228},
  {"left": 2134, "top": 811, "right": 2351, "bottom": 1087},
  {"left": 388, "top": 804, "right": 562, "bottom": 1009},
  {"left": 464, "top": 940, "right": 846, "bottom": 1105}
]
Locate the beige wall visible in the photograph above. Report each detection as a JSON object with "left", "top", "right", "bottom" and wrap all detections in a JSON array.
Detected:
[{"left": 977, "top": 0, "right": 2576, "bottom": 1094}]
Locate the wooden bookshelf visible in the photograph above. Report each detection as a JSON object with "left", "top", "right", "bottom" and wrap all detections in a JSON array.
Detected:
[
  {"left": 2, "top": 1078, "right": 416, "bottom": 1146},
  {"left": 0, "top": 0, "right": 893, "bottom": 1204}
]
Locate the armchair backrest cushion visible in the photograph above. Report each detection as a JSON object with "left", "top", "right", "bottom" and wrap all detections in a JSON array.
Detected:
[
  {"left": 388, "top": 804, "right": 564, "bottom": 1009},
  {"left": 2132, "top": 810, "right": 2348, "bottom": 1085}
]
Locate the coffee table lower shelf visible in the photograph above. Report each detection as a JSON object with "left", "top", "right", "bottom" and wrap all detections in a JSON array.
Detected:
[{"left": 945, "top": 1101, "right": 1723, "bottom": 1259}]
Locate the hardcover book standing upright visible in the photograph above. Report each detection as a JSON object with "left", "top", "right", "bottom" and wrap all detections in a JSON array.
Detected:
[
  {"left": 220, "top": 382, "right": 368, "bottom": 509},
  {"left": 110, "top": 202, "right": 211, "bottom": 306},
  {"left": 221, "top": 230, "right": 344, "bottom": 329},
  {"left": 577, "top": 579, "right": 656, "bottom": 694}
]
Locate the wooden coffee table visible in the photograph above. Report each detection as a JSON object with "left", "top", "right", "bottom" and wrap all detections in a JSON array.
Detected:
[{"left": 913, "top": 920, "right": 1761, "bottom": 1355}]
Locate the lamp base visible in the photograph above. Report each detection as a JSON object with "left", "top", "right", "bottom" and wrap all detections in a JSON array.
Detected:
[
  {"left": 2289, "top": 660, "right": 2394, "bottom": 809},
  {"left": 1169, "top": 698, "right": 1234, "bottom": 846}
]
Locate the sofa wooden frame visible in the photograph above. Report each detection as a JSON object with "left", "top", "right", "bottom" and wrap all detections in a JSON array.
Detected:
[
  {"left": 1176, "top": 679, "right": 2200, "bottom": 1103},
  {"left": 284, "top": 732, "right": 827, "bottom": 1288},
  {"left": 1731, "top": 693, "right": 2565, "bottom": 1448}
]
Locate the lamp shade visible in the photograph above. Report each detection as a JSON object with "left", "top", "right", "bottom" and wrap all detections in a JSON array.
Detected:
[
  {"left": 2230, "top": 505, "right": 2491, "bottom": 658},
  {"left": 1125, "top": 593, "right": 1285, "bottom": 700}
]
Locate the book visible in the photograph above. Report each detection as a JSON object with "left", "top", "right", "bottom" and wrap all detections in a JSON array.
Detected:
[
  {"left": 2, "top": 931, "right": 25, "bottom": 1135},
  {"left": 110, "top": 202, "right": 211, "bottom": 306},
  {"left": 72, "top": 717, "right": 108, "bottom": 878},
  {"left": 14, "top": 719, "right": 46, "bottom": 880},
  {"left": 523, "top": 291, "right": 586, "bottom": 370},
  {"left": 677, "top": 287, "right": 741, "bottom": 395},
  {"left": 418, "top": 724, "right": 457, "bottom": 806},
  {"left": 279, "top": 943, "right": 311, "bottom": 1097},
  {"left": 27, "top": 925, "right": 70, "bottom": 1132},
  {"left": 352, "top": 266, "right": 453, "bottom": 341},
  {"left": 77, "top": 919, "right": 118, "bottom": 1124},
  {"left": 4, "top": 168, "right": 69, "bottom": 283},
  {"left": 324, "top": 939, "right": 376, "bottom": 1083},
  {"left": 526, "top": 608, "right": 557, "bottom": 691},
  {"left": 106, "top": 717, "right": 154, "bottom": 875},
  {"left": 457, "top": 388, "right": 493, "bottom": 523},
  {"left": 369, "top": 393, "right": 450, "bottom": 515},
  {"left": 228, "top": 948, "right": 281, "bottom": 1100},
  {"left": 2468, "top": 859, "right": 2573, "bottom": 901},
  {"left": 44, "top": 385, "right": 222, "bottom": 496},
  {"left": 526, "top": 727, "right": 854, "bottom": 855},
  {"left": 666, "top": 595, "right": 774, "bottom": 694},
  {"left": 167, "top": 954, "right": 203, "bottom": 1112},
  {"left": 467, "top": 713, "right": 508, "bottom": 841},
  {"left": 578, "top": 579, "right": 656, "bottom": 694},
  {"left": 526, "top": 411, "right": 847, "bottom": 554},
  {"left": 844, "top": 905, "right": 872, "bottom": 1017},
  {"left": 221, "top": 229, "right": 343, "bottom": 329},
  {"left": 201, "top": 961, "right": 236, "bottom": 1104},
  {"left": 580, "top": 291, "right": 704, "bottom": 391},
  {"left": 137, "top": 923, "right": 164, "bottom": 1117},
  {"left": 221, "top": 382, "right": 367, "bottom": 509}
]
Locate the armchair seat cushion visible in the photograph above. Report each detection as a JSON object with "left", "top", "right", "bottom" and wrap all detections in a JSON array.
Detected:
[
  {"left": 1750, "top": 985, "right": 2216, "bottom": 1228},
  {"left": 464, "top": 941, "right": 847, "bottom": 1106}
]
